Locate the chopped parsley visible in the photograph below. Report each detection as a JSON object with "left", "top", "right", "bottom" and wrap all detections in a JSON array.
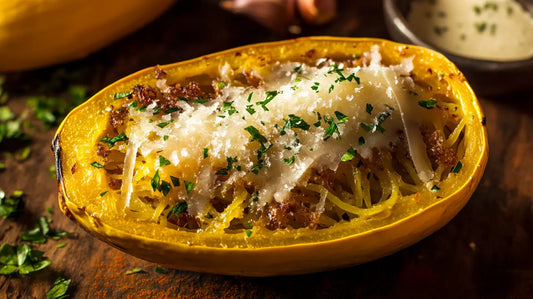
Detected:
[
  {"left": 170, "top": 176, "right": 180, "bottom": 187},
  {"left": 0, "top": 190, "right": 23, "bottom": 218},
  {"left": 157, "top": 119, "right": 174, "bottom": 128},
  {"left": 451, "top": 161, "right": 463, "bottom": 173},
  {"left": 100, "top": 132, "right": 128, "bottom": 148},
  {"left": 341, "top": 148, "right": 357, "bottom": 162},
  {"left": 284, "top": 156, "right": 295, "bottom": 165},
  {"left": 246, "top": 92, "right": 253, "bottom": 103},
  {"left": 167, "top": 201, "right": 187, "bottom": 218},
  {"left": 245, "top": 229, "right": 253, "bottom": 237},
  {"left": 125, "top": 268, "right": 145, "bottom": 275},
  {"left": 99, "top": 191, "right": 108, "bottom": 197},
  {"left": 222, "top": 101, "right": 237, "bottom": 115},
  {"left": 160, "top": 180, "right": 172, "bottom": 196},
  {"left": 218, "top": 82, "right": 226, "bottom": 88},
  {"left": 159, "top": 155, "right": 171, "bottom": 167},
  {"left": 245, "top": 105, "right": 256, "bottom": 115},
  {"left": 152, "top": 106, "right": 162, "bottom": 115},
  {"left": 431, "top": 185, "right": 440, "bottom": 191},
  {"left": 0, "top": 243, "right": 51, "bottom": 275},
  {"left": 151, "top": 170, "right": 160, "bottom": 191},
  {"left": 366, "top": 103, "right": 373, "bottom": 115},
  {"left": 328, "top": 84, "right": 334, "bottom": 93},
  {"left": 20, "top": 216, "right": 68, "bottom": 244},
  {"left": 46, "top": 277, "right": 71, "bottom": 299},
  {"left": 163, "top": 135, "right": 169, "bottom": 141},
  {"left": 323, "top": 115, "right": 341, "bottom": 141},
  {"left": 280, "top": 114, "right": 310, "bottom": 135},
  {"left": 203, "top": 148, "right": 209, "bottom": 159},
  {"left": 334, "top": 111, "right": 348, "bottom": 123},
  {"left": 360, "top": 122, "right": 374, "bottom": 132},
  {"left": 184, "top": 181, "right": 195, "bottom": 195},
  {"left": 163, "top": 107, "right": 180, "bottom": 114},
  {"left": 256, "top": 91, "right": 279, "bottom": 111},
  {"left": 194, "top": 98, "right": 209, "bottom": 104},
  {"left": 113, "top": 91, "right": 132, "bottom": 100},
  {"left": 311, "top": 82, "right": 320, "bottom": 93},
  {"left": 128, "top": 100, "right": 138, "bottom": 108},
  {"left": 358, "top": 136, "right": 365, "bottom": 145},
  {"left": 90, "top": 162, "right": 104, "bottom": 168},
  {"left": 244, "top": 126, "right": 269, "bottom": 149},
  {"left": 418, "top": 99, "right": 438, "bottom": 109}
]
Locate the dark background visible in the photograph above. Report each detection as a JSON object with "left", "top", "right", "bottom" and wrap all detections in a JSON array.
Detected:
[{"left": 1, "top": 0, "right": 532, "bottom": 297}]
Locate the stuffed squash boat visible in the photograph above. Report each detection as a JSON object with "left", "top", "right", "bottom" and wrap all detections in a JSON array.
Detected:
[{"left": 53, "top": 37, "right": 488, "bottom": 276}]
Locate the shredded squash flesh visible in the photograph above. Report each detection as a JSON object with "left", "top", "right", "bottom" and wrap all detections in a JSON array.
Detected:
[{"left": 94, "top": 46, "right": 465, "bottom": 235}]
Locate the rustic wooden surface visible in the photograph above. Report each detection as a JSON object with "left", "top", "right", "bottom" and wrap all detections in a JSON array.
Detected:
[{"left": 1, "top": 0, "right": 532, "bottom": 298}]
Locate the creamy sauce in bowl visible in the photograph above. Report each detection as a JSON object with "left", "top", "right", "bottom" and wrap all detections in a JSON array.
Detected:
[{"left": 407, "top": 0, "right": 533, "bottom": 61}]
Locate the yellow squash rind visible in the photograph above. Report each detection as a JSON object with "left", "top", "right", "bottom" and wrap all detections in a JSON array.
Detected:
[{"left": 54, "top": 37, "right": 488, "bottom": 276}]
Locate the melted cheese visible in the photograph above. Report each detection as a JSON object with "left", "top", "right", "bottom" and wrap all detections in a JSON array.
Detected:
[{"left": 119, "top": 47, "right": 434, "bottom": 216}]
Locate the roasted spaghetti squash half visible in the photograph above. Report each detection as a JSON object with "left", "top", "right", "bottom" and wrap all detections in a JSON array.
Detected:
[{"left": 53, "top": 37, "right": 488, "bottom": 276}]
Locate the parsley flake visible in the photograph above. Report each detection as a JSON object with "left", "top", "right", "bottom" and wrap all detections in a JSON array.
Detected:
[
  {"left": 167, "top": 201, "right": 187, "bottom": 218},
  {"left": 418, "top": 99, "right": 438, "bottom": 109},
  {"left": 90, "top": 162, "right": 104, "bottom": 168},
  {"left": 341, "top": 148, "right": 357, "bottom": 162},
  {"left": 451, "top": 161, "right": 463, "bottom": 173},
  {"left": 157, "top": 119, "right": 174, "bottom": 128},
  {"left": 46, "top": 277, "right": 71, "bottom": 299},
  {"left": 113, "top": 92, "right": 132, "bottom": 100},
  {"left": 100, "top": 132, "right": 128, "bottom": 148},
  {"left": 159, "top": 155, "right": 171, "bottom": 167},
  {"left": 184, "top": 181, "right": 195, "bottom": 195},
  {"left": 151, "top": 170, "right": 160, "bottom": 191},
  {"left": 366, "top": 103, "right": 373, "bottom": 114},
  {"left": 284, "top": 156, "right": 295, "bottom": 165},
  {"left": 170, "top": 176, "right": 180, "bottom": 187}
]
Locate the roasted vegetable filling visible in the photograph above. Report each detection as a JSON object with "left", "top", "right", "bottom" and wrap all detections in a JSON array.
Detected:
[{"left": 93, "top": 46, "right": 465, "bottom": 233}]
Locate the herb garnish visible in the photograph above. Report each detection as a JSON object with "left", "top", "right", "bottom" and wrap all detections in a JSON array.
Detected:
[
  {"left": 0, "top": 190, "right": 23, "bottom": 218},
  {"left": 46, "top": 277, "right": 71, "bottom": 299},
  {"left": 451, "top": 161, "right": 463, "bottom": 173},
  {"left": 280, "top": 114, "right": 310, "bottom": 135},
  {"left": 113, "top": 92, "right": 132, "bottom": 100},
  {"left": 334, "top": 111, "right": 348, "bottom": 123},
  {"left": 157, "top": 119, "right": 174, "bottom": 128},
  {"left": 256, "top": 91, "right": 279, "bottom": 111},
  {"left": 184, "top": 181, "right": 195, "bottom": 195},
  {"left": 164, "top": 107, "right": 180, "bottom": 114},
  {"left": 90, "top": 161, "right": 103, "bottom": 168},
  {"left": 170, "top": 176, "right": 180, "bottom": 187},
  {"left": 284, "top": 156, "right": 295, "bottom": 165},
  {"left": 366, "top": 103, "right": 373, "bottom": 115},
  {"left": 358, "top": 136, "right": 365, "bottom": 145},
  {"left": 431, "top": 185, "right": 440, "bottom": 191},
  {"left": 418, "top": 99, "right": 437, "bottom": 109},
  {"left": 100, "top": 132, "right": 128, "bottom": 148},
  {"left": 151, "top": 170, "right": 160, "bottom": 191},
  {"left": 159, "top": 155, "right": 171, "bottom": 167},
  {"left": 194, "top": 98, "right": 209, "bottom": 104},
  {"left": 125, "top": 268, "right": 145, "bottom": 275},
  {"left": 0, "top": 243, "right": 51, "bottom": 275},
  {"left": 20, "top": 216, "right": 68, "bottom": 244},
  {"left": 341, "top": 148, "right": 357, "bottom": 162},
  {"left": 167, "top": 201, "right": 187, "bottom": 218},
  {"left": 203, "top": 148, "right": 209, "bottom": 159}
]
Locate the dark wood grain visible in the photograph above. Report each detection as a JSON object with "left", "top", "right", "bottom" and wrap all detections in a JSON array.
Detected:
[{"left": 1, "top": 0, "right": 532, "bottom": 298}]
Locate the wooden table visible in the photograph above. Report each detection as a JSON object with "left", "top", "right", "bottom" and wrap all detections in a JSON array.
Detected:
[{"left": 1, "top": 1, "right": 532, "bottom": 297}]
